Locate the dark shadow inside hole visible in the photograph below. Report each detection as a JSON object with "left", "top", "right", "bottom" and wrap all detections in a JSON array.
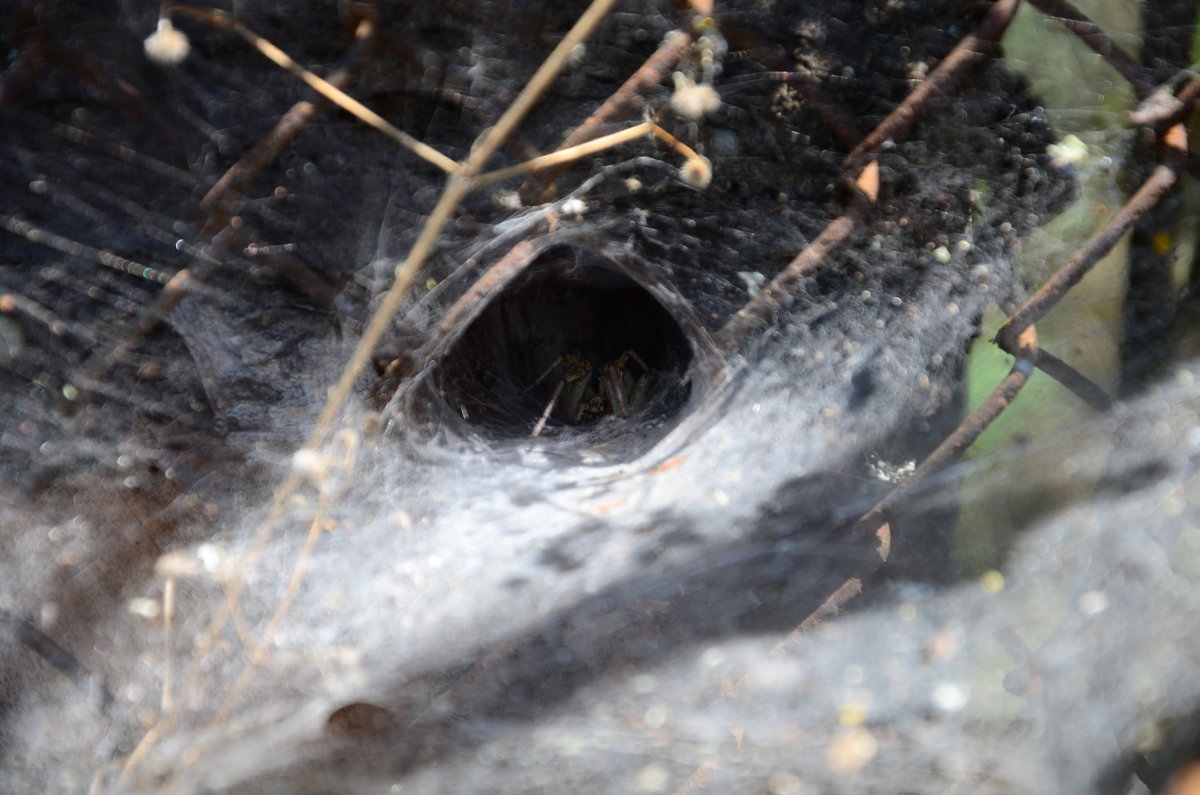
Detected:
[{"left": 437, "top": 250, "right": 694, "bottom": 442}]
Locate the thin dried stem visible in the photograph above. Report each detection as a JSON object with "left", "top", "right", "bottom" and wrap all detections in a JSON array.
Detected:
[
  {"left": 474, "top": 121, "right": 654, "bottom": 187},
  {"left": 463, "top": 0, "right": 623, "bottom": 177},
  {"left": 199, "top": 17, "right": 379, "bottom": 223},
  {"left": 303, "top": 0, "right": 622, "bottom": 455},
  {"left": 168, "top": 5, "right": 458, "bottom": 174},
  {"left": 647, "top": 119, "right": 703, "bottom": 161},
  {"left": 521, "top": 30, "right": 694, "bottom": 202},
  {"left": 161, "top": 578, "right": 176, "bottom": 715},
  {"left": 871, "top": 328, "right": 1038, "bottom": 519},
  {"left": 210, "top": 504, "right": 333, "bottom": 725},
  {"left": 436, "top": 242, "right": 539, "bottom": 337}
]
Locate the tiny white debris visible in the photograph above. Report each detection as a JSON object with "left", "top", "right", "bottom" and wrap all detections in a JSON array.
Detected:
[
  {"left": 567, "top": 42, "right": 587, "bottom": 69},
  {"left": 932, "top": 245, "right": 951, "bottom": 263},
  {"left": 634, "top": 763, "right": 671, "bottom": 793},
  {"left": 1047, "top": 133, "right": 1088, "bottom": 166},
  {"left": 291, "top": 447, "right": 325, "bottom": 478},
  {"left": 713, "top": 489, "right": 731, "bottom": 507},
  {"left": 867, "top": 456, "right": 915, "bottom": 484},
  {"left": 932, "top": 682, "right": 969, "bottom": 712},
  {"left": 737, "top": 271, "right": 765, "bottom": 295},
  {"left": 197, "top": 543, "right": 225, "bottom": 573},
  {"left": 642, "top": 703, "right": 668, "bottom": 730},
  {"left": 392, "top": 510, "right": 414, "bottom": 533},
  {"left": 156, "top": 550, "right": 201, "bottom": 578},
  {"left": 127, "top": 597, "right": 161, "bottom": 619},
  {"left": 144, "top": 17, "right": 190, "bottom": 66},
  {"left": 560, "top": 197, "right": 587, "bottom": 218},
  {"left": 492, "top": 190, "right": 523, "bottom": 211},
  {"left": 1077, "top": 590, "right": 1109, "bottom": 616}
]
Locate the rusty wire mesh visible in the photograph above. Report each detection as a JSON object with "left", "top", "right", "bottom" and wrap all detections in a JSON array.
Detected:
[{"left": 2, "top": 0, "right": 1199, "bottom": 792}]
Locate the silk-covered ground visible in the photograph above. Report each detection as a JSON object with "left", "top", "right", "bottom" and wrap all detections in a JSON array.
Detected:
[{"left": 2, "top": 2, "right": 1198, "bottom": 792}]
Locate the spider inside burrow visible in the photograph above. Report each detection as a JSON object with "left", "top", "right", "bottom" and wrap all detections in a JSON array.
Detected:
[
  {"left": 526, "top": 347, "right": 657, "bottom": 437},
  {"left": 429, "top": 246, "right": 701, "bottom": 446}
]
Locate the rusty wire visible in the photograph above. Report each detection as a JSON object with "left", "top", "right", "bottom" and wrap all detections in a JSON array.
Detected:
[{"left": 747, "top": 0, "right": 1193, "bottom": 696}]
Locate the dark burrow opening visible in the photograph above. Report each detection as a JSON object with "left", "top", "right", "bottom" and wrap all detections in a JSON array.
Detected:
[{"left": 435, "top": 250, "right": 695, "bottom": 443}]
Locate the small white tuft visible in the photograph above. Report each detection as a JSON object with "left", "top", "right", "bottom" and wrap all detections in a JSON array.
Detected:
[
  {"left": 679, "top": 155, "right": 713, "bottom": 190},
  {"left": 670, "top": 74, "right": 721, "bottom": 120},
  {"left": 144, "top": 17, "right": 190, "bottom": 66},
  {"left": 931, "top": 682, "right": 969, "bottom": 713},
  {"left": 291, "top": 447, "right": 325, "bottom": 478},
  {"left": 560, "top": 197, "right": 587, "bottom": 218}
]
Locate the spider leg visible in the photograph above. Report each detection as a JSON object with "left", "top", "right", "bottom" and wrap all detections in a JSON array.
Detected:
[
  {"left": 531, "top": 376, "right": 568, "bottom": 437},
  {"left": 601, "top": 361, "right": 629, "bottom": 417},
  {"left": 603, "top": 350, "right": 655, "bottom": 418},
  {"left": 526, "top": 355, "right": 565, "bottom": 392},
  {"left": 623, "top": 349, "right": 653, "bottom": 374}
]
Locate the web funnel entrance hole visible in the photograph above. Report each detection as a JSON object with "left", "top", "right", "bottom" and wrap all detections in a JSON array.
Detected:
[{"left": 435, "top": 249, "right": 696, "bottom": 445}]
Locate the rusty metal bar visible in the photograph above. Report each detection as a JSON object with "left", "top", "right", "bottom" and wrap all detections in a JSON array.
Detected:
[
  {"left": 715, "top": 162, "right": 878, "bottom": 349},
  {"left": 1025, "top": 0, "right": 1157, "bottom": 100},
  {"left": 848, "top": 0, "right": 1020, "bottom": 160},
  {"left": 997, "top": 163, "right": 1179, "bottom": 355}
]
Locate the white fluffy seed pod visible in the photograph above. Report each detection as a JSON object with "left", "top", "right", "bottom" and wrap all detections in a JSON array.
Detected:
[
  {"left": 144, "top": 18, "right": 190, "bottom": 66},
  {"left": 679, "top": 155, "right": 713, "bottom": 189},
  {"left": 670, "top": 74, "right": 721, "bottom": 120}
]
